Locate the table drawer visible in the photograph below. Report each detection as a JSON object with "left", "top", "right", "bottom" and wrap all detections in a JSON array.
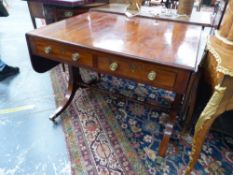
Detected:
[
  {"left": 97, "top": 56, "right": 177, "bottom": 89},
  {"left": 31, "top": 38, "right": 93, "bottom": 67}
]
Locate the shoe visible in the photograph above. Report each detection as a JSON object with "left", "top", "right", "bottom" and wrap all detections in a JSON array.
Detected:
[{"left": 0, "top": 65, "right": 20, "bottom": 81}]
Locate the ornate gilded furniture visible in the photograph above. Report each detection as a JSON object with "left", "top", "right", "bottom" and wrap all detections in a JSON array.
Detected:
[
  {"left": 125, "top": 0, "right": 143, "bottom": 17},
  {"left": 26, "top": 11, "right": 204, "bottom": 157},
  {"left": 185, "top": 0, "right": 233, "bottom": 173}
]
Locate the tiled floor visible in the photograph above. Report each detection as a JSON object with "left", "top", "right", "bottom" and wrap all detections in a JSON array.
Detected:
[{"left": 0, "top": 1, "right": 70, "bottom": 174}]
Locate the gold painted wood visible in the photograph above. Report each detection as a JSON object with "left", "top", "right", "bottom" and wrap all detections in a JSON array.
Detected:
[
  {"left": 125, "top": 0, "right": 143, "bottom": 17},
  {"left": 177, "top": 0, "right": 195, "bottom": 16},
  {"left": 219, "top": 0, "right": 233, "bottom": 38},
  {"left": 185, "top": 31, "right": 233, "bottom": 174},
  {"left": 185, "top": 3, "right": 233, "bottom": 168},
  {"left": 185, "top": 75, "right": 233, "bottom": 175},
  {"left": 207, "top": 34, "right": 233, "bottom": 77}
]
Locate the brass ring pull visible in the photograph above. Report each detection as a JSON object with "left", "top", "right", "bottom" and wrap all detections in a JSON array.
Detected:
[
  {"left": 44, "top": 46, "right": 52, "bottom": 54},
  {"left": 72, "top": 53, "right": 80, "bottom": 61},
  {"left": 148, "top": 71, "right": 156, "bottom": 81},
  {"left": 109, "top": 62, "right": 118, "bottom": 72},
  {"left": 64, "top": 11, "right": 73, "bottom": 17}
]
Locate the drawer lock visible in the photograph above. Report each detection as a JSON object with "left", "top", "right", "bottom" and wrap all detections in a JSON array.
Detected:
[
  {"left": 72, "top": 53, "right": 80, "bottom": 61},
  {"left": 148, "top": 71, "right": 156, "bottom": 81},
  {"left": 109, "top": 62, "right": 118, "bottom": 72},
  {"left": 44, "top": 46, "right": 52, "bottom": 54}
]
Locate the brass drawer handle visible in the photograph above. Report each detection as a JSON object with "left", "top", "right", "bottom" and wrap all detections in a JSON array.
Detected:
[
  {"left": 72, "top": 53, "right": 80, "bottom": 61},
  {"left": 148, "top": 71, "right": 156, "bottom": 81},
  {"left": 44, "top": 46, "right": 52, "bottom": 54},
  {"left": 109, "top": 62, "right": 118, "bottom": 72},
  {"left": 64, "top": 11, "right": 73, "bottom": 17}
]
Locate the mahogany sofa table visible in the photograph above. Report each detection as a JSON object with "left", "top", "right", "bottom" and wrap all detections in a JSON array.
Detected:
[{"left": 26, "top": 11, "right": 203, "bottom": 157}]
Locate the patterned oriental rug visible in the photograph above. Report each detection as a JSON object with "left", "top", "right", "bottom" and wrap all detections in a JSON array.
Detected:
[{"left": 50, "top": 66, "right": 233, "bottom": 175}]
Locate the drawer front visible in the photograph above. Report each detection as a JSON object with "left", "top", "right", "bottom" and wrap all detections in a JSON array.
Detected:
[
  {"left": 97, "top": 56, "right": 177, "bottom": 89},
  {"left": 31, "top": 38, "right": 93, "bottom": 67}
]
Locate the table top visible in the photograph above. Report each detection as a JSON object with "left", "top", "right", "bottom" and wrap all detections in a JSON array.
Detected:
[
  {"left": 91, "top": 3, "right": 218, "bottom": 28},
  {"left": 28, "top": 11, "right": 203, "bottom": 71},
  {"left": 24, "top": 0, "right": 97, "bottom": 7}
]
